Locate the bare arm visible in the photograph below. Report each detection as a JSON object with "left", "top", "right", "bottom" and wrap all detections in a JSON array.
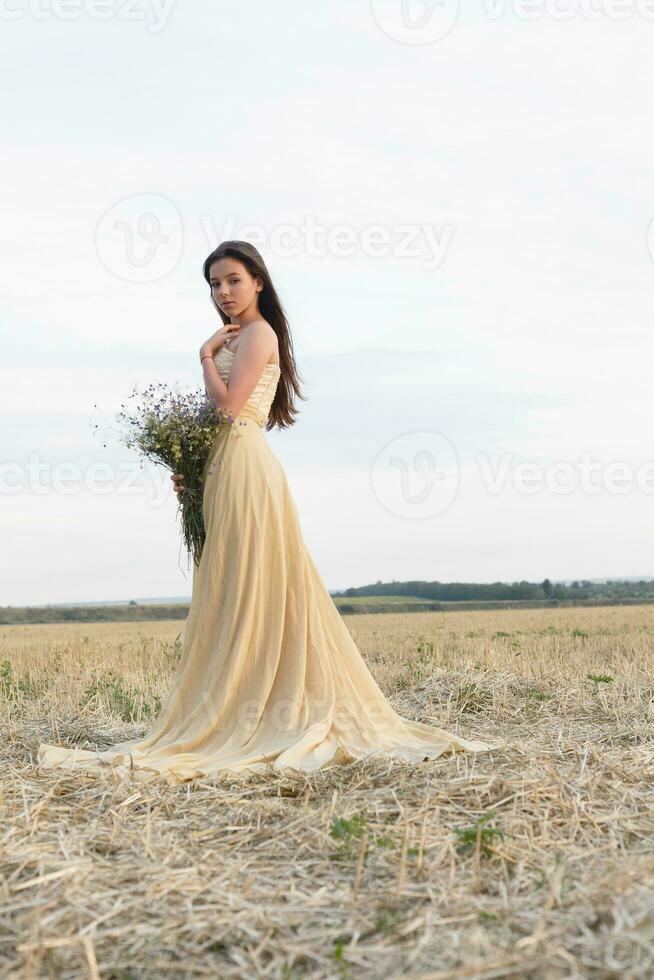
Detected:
[
  {"left": 171, "top": 322, "right": 275, "bottom": 497},
  {"left": 202, "top": 321, "right": 276, "bottom": 419}
]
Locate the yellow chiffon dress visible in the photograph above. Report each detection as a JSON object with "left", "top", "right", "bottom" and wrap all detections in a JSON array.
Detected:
[{"left": 37, "top": 347, "right": 495, "bottom": 784}]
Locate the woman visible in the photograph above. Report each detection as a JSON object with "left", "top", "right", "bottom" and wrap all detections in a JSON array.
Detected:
[{"left": 38, "top": 241, "right": 496, "bottom": 784}]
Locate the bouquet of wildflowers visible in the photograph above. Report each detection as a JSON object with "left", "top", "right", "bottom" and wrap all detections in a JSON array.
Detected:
[{"left": 116, "top": 382, "right": 233, "bottom": 568}]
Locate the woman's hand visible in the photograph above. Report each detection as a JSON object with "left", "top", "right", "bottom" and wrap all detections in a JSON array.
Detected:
[
  {"left": 171, "top": 473, "right": 184, "bottom": 496},
  {"left": 199, "top": 322, "right": 241, "bottom": 360}
]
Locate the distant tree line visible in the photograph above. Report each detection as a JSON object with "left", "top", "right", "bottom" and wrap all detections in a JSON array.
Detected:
[{"left": 332, "top": 578, "right": 654, "bottom": 602}]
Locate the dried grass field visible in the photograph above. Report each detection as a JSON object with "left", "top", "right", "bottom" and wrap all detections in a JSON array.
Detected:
[{"left": 2, "top": 605, "right": 653, "bottom": 979}]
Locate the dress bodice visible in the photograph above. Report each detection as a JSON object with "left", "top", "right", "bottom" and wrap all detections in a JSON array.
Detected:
[{"left": 212, "top": 346, "right": 281, "bottom": 425}]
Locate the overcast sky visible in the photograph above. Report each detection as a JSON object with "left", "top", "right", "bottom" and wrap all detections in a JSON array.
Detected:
[{"left": 1, "top": 1, "right": 652, "bottom": 606}]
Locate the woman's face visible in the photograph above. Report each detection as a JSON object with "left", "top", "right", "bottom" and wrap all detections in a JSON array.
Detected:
[{"left": 209, "top": 258, "right": 262, "bottom": 319}]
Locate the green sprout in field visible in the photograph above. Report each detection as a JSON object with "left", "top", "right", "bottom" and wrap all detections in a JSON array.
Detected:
[
  {"left": 587, "top": 673, "right": 614, "bottom": 687},
  {"left": 453, "top": 810, "right": 505, "bottom": 858}
]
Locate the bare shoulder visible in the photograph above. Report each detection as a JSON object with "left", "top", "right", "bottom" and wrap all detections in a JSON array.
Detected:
[
  {"left": 240, "top": 320, "right": 279, "bottom": 364},
  {"left": 243, "top": 319, "right": 275, "bottom": 342}
]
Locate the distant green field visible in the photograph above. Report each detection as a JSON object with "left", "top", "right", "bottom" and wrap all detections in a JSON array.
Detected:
[
  {"left": 2, "top": 593, "right": 650, "bottom": 625},
  {"left": 0, "top": 598, "right": 437, "bottom": 625}
]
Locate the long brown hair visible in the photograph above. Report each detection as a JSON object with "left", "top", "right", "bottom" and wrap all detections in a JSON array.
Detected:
[{"left": 202, "top": 241, "right": 307, "bottom": 431}]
